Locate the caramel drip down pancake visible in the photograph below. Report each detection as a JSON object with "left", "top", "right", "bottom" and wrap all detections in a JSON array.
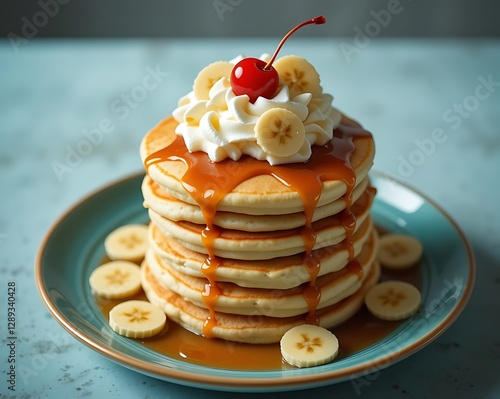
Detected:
[
  {"left": 142, "top": 175, "right": 370, "bottom": 232},
  {"left": 147, "top": 215, "right": 373, "bottom": 289},
  {"left": 145, "top": 228, "right": 378, "bottom": 318},
  {"left": 140, "top": 116, "right": 375, "bottom": 214},
  {"left": 140, "top": 115, "right": 378, "bottom": 342},
  {"left": 141, "top": 259, "right": 381, "bottom": 344}
]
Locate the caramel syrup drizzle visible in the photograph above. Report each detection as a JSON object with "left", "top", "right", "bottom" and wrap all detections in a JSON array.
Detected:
[{"left": 145, "top": 121, "right": 372, "bottom": 335}]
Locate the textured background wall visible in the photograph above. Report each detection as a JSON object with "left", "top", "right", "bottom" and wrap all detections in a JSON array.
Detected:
[{"left": 1, "top": 0, "right": 500, "bottom": 38}]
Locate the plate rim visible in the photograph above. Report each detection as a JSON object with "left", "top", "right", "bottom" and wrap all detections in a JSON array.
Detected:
[{"left": 35, "top": 170, "right": 475, "bottom": 391}]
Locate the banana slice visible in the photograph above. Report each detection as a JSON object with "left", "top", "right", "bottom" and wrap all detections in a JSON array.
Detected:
[
  {"left": 89, "top": 261, "right": 141, "bottom": 299},
  {"left": 377, "top": 234, "right": 423, "bottom": 269},
  {"left": 280, "top": 324, "right": 339, "bottom": 368},
  {"left": 255, "top": 108, "right": 305, "bottom": 157},
  {"left": 104, "top": 224, "right": 148, "bottom": 263},
  {"left": 109, "top": 300, "right": 167, "bottom": 338},
  {"left": 365, "top": 281, "right": 421, "bottom": 321},
  {"left": 193, "top": 61, "right": 233, "bottom": 100},
  {"left": 273, "top": 55, "right": 322, "bottom": 98}
]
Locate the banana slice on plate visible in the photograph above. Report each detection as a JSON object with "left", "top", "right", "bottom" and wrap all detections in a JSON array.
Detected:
[
  {"left": 104, "top": 224, "right": 148, "bottom": 263},
  {"left": 193, "top": 61, "right": 233, "bottom": 100},
  {"left": 109, "top": 300, "right": 167, "bottom": 338},
  {"left": 273, "top": 55, "right": 322, "bottom": 98},
  {"left": 89, "top": 261, "right": 142, "bottom": 299},
  {"left": 377, "top": 234, "right": 423, "bottom": 269},
  {"left": 280, "top": 324, "right": 339, "bottom": 368},
  {"left": 365, "top": 281, "right": 421, "bottom": 321},
  {"left": 255, "top": 108, "right": 305, "bottom": 157}
]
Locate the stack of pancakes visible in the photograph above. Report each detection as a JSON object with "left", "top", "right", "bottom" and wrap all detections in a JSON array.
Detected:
[{"left": 140, "top": 116, "right": 379, "bottom": 344}]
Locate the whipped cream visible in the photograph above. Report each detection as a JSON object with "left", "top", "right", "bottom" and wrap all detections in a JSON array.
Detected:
[{"left": 172, "top": 56, "right": 342, "bottom": 165}]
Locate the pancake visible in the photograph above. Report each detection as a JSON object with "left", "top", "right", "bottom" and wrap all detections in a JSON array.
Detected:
[
  {"left": 139, "top": 103, "right": 378, "bottom": 343},
  {"left": 144, "top": 228, "right": 377, "bottom": 318},
  {"left": 140, "top": 116, "right": 375, "bottom": 215},
  {"left": 148, "top": 216, "right": 373, "bottom": 289},
  {"left": 148, "top": 187, "right": 373, "bottom": 260},
  {"left": 142, "top": 175, "right": 369, "bottom": 232},
  {"left": 141, "top": 259, "right": 381, "bottom": 344}
]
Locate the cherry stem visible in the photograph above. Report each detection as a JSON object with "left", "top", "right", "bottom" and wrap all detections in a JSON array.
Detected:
[{"left": 264, "top": 16, "right": 326, "bottom": 70}]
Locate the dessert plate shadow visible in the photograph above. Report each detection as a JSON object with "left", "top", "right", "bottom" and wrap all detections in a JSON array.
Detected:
[{"left": 35, "top": 171, "right": 475, "bottom": 392}]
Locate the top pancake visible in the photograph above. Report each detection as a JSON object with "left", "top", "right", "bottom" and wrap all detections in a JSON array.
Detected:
[{"left": 140, "top": 115, "right": 375, "bottom": 215}]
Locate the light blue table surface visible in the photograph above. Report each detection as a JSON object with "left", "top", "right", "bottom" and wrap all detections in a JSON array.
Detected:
[{"left": 1, "top": 38, "right": 499, "bottom": 398}]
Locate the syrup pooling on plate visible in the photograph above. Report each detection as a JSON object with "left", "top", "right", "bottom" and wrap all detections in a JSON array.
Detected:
[
  {"left": 94, "top": 226, "right": 423, "bottom": 370},
  {"left": 145, "top": 120, "right": 372, "bottom": 335}
]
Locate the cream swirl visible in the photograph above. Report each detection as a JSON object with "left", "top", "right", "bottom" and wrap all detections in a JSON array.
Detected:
[{"left": 172, "top": 57, "right": 341, "bottom": 165}]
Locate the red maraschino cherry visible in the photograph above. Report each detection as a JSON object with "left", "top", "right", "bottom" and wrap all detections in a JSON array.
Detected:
[{"left": 230, "top": 16, "right": 326, "bottom": 103}]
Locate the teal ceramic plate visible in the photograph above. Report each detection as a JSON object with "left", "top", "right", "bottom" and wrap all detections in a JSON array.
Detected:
[{"left": 36, "top": 171, "right": 475, "bottom": 392}]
